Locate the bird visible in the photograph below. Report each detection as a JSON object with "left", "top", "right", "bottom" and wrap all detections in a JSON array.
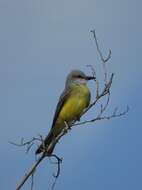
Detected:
[{"left": 35, "top": 70, "right": 95, "bottom": 155}]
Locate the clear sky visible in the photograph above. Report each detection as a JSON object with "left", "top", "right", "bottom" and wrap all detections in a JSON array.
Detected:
[{"left": 1, "top": 0, "right": 142, "bottom": 189}]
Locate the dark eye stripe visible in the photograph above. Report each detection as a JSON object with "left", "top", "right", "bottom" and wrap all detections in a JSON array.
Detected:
[{"left": 77, "top": 75, "right": 84, "bottom": 78}]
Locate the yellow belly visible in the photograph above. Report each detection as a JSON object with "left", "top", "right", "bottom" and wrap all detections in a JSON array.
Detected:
[{"left": 59, "top": 85, "right": 90, "bottom": 122}]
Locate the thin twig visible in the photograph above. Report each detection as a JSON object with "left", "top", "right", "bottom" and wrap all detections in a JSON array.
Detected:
[
  {"left": 16, "top": 154, "right": 45, "bottom": 190},
  {"left": 80, "top": 73, "right": 114, "bottom": 119},
  {"left": 91, "top": 29, "right": 111, "bottom": 83},
  {"left": 73, "top": 106, "right": 129, "bottom": 126},
  {"left": 50, "top": 154, "right": 62, "bottom": 178},
  {"left": 87, "top": 64, "right": 99, "bottom": 98},
  {"left": 50, "top": 154, "right": 63, "bottom": 190},
  {"left": 31, "top": 171, "right": 35, "bottom": 190},
  {"left": 15, "top": 122, "right": 70, "bottom": 190},
  {"left": 14, "top": 30, "right": 129, "bottom": 190},
  {"left": 90, "top": 30, "right": 111, "bottom": 63},
  {"left": 9, "top": 137, "right": 43, "bottom": 153}
]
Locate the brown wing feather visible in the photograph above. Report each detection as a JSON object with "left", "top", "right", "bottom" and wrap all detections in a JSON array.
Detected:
[
  {"left": 35, "top": 87, "right": 71, "bottom": 154},
  {"left": 51, "top": 87, "right": 71, "bottom": 128}
]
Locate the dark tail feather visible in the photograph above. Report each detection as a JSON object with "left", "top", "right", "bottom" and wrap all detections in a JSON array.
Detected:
[{"left": 35, "top": 131, "right": 55, "bottom": 155}]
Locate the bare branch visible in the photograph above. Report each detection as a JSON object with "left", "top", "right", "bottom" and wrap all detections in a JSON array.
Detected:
[
  {"left": 31, "top": 171, "right": 35, "bottom": 190},
  {"left": 91, "top": 29, "right": 111, "bottom": 83},
  {"left": 73, "top": 106, "right": 129, "bottom": 127},
  {"left": 9, "top": 136, "right": 44, "bottom": 153},
  {"left": 16, "top": 154, "right": 45, "bottom": 190},
  {"left": 50, "top": 154, "right": 62, "bottom": 178},
  {"left": 15, "top": 122, "right": 70, "bottom": 190},
  {"left": 49, "top": 155, "right": 63, "bottom": 190},
  {"left": 71, "top": 31, "right": 128, "bottom": 129},
  {"left": 87, "top": 64, "right": 99, "bottom": 98},
  {"left": 90, "top": 30, "right": 111, "bottom": 64},
  {"left": 80, "top": 73, "right": 114, "bottom": 120},
  {"left": 14, "top": 30, "right": 129, "bottom": 190}
]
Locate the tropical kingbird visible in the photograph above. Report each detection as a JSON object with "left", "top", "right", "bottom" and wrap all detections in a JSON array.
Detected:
[{"left": 35, "top": 70, "right": 95, "bottom": 155}]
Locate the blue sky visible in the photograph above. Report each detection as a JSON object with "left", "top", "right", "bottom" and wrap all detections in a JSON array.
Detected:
[{"left": 1, "top": 0, "right": 142, "bottom": 189}]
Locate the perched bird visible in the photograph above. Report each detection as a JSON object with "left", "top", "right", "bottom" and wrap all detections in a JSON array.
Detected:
[{"left": 35, "top": 70, "right": 95, "bottom": 155}]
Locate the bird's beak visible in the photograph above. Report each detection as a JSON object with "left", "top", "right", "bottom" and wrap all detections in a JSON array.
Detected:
[{"left": 85, "top": 76, "right": 96, "bottom": 81}]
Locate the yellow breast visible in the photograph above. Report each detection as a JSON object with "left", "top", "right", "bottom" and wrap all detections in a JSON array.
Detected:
[{"left": 59, "top": 84, "right": 90, "bottom": 122}]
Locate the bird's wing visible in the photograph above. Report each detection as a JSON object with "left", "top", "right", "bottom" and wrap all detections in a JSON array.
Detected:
[{"left": 51, "top": 87, "right": 71, "bottom": 128}]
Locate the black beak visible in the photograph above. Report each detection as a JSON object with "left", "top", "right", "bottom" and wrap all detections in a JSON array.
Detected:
[{"left": 85, "top": 76, "right": 96, "bottom": 80}]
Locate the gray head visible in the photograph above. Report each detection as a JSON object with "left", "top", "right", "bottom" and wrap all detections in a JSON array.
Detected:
[{"left": 65, "top": 70, "right": 95, "bottom": 87}]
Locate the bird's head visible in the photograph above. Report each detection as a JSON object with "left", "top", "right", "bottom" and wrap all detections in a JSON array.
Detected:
[{"left": 65, "top": 70, "right": 95, "bottom": 87}]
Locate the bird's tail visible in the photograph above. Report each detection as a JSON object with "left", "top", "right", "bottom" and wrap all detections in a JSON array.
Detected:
[{"left": 35, "top": 131, "right": 56, "bottom": 155}]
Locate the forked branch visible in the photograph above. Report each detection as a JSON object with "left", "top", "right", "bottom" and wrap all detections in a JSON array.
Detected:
[{"left": 14, "top": 29, "right": 128, "bottom": 190}]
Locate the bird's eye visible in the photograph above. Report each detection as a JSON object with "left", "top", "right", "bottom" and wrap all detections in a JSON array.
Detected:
[
  {"left": 73, "top": 75, "right": 83, "bottom": 79},
  {"left": 76, "top": 75, "right": 83, "bottom": 78}
]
